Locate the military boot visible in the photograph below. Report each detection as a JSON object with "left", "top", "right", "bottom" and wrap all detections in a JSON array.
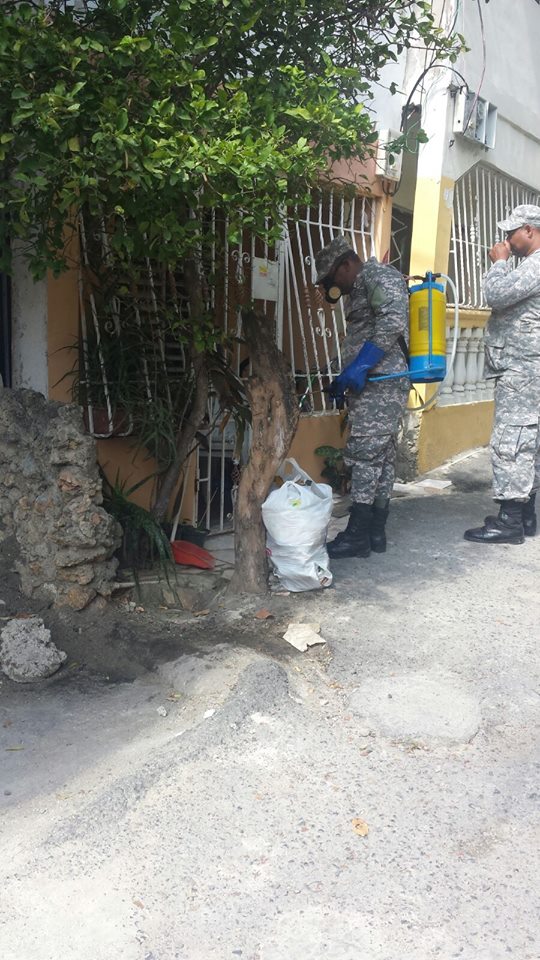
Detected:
[
  {"left": 464, "top": 500, "right": 525, "bottom": 545},
  {"left": 327, "top": 502, "right": 372, "bottom": 559},
  {"left": 370, "top": 498, "right": 390, "bottom": 553},
  {"left": 522, "top": 492, "right": 537, "bottom": 537}
]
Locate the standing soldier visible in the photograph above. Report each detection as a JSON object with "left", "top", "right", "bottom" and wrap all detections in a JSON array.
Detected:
[
  {"left": 465, "top": 204, "right": 540, "bottom": 544},
  {"left": 314, "top": 236, "right": 410, "bottom": 559}
]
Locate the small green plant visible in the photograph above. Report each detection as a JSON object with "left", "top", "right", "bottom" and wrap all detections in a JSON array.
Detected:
[
  {"left": 101, "top": 471, "right": 174, "bottom": 587},
  {"left": 314, "top": 445, "right": 351, "bottom": 495}
]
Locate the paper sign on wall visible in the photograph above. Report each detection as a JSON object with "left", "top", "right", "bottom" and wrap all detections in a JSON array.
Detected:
[{"left": 252, "top": 257, "right": 279, "bottom": 302}]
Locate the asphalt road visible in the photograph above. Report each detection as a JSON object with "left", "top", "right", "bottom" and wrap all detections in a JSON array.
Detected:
[{"left": 1, "top": 451, "right": 539, "bottom": 960}]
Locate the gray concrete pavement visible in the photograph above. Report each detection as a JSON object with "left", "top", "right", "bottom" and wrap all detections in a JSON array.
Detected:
[{"left": 1, "top": 449, "right": 539, "bottom": 960}]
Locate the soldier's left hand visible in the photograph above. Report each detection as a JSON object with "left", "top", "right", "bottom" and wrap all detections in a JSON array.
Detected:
[{"left": 488, "top": 240, "right": 511, "bottom": 262}]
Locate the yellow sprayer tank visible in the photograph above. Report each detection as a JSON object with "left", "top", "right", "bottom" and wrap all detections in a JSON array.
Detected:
[{"left": 408, "top": 273, "right": 447, "bottom": 382}]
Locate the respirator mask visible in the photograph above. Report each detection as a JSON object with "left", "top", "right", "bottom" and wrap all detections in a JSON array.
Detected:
[
  {"left": 321, "top": 279, "right": 343, "bottom": 304},
  {"left": 319, "top": 253, "right": 349, "bottom": 304}
]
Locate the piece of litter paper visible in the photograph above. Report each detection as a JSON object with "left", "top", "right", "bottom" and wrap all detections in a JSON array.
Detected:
[
  {"left": 156, "top": 705, "right": 168, "bottom": 718},
  {"left": 203, "top": 709, "right": 216, "bottom": 719},
  {"left": 352, "top": 817, "right": 369, "bottom": 837},
  {"left": 282, "top": 622, "right": 326, "bottom": 653},
  {"left": 416, "top": 478, "right": 452, "bottom": 490}
]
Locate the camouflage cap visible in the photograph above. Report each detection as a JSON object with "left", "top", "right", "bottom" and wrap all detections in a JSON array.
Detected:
[
  {"left": 497, "top": 204, "right": 540, "bottom": 232},
  {"left": 314, "top": 235, "right": 354, "bottom": 283}
]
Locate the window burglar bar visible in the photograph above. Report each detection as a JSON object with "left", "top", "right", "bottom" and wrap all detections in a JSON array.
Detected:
[
  {"left": 79, "top": 192, "right": 374, "bottom": 532},
  {"left": 448, "top": 165, "right": 540, "bottom": 309},
  {"left": 281, "top": 191, "right": 375, "bottom": 414}
]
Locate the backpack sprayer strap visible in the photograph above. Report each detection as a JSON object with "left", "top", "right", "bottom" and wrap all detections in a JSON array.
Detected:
[{"left": 397, "top": 334, "right": 409, "bottom": 363}]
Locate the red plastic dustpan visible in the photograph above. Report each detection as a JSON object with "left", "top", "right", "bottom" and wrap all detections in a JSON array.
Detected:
[{"left": 171, "top": 540, "right": 216, "bottom": 570}]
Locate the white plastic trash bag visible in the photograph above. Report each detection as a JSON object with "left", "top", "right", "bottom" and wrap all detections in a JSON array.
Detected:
[{"left": 262, "top": 458, "right": 333, "bottom": 592}]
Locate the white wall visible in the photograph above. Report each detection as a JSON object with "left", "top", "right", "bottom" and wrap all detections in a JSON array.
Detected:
[
  {"left": 369, "top": 58, "right": 408, "bottom": 135},
  {"left": 442, "top": 0, "right": 540, "bottom": 187},
  {"left": 11, "top": 247, "right": 48, "bottom": 397},
  {"left": 372, "top": 0, "right": 540, "bottom": 192}
]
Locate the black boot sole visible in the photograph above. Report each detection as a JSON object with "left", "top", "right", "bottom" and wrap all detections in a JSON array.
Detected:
[{"left": 463, "top": 531, "right": 525, "bottom": 545}]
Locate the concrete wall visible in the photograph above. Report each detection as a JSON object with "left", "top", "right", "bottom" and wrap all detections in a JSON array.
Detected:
[
  {"left": 445, "top": 0, "right": 540, "bottom": 189},
  {"left": 368, "top": 0, "right": 539, "bottom": 477},
  {"left": 396, "top": 0, "right": 540, "bottom": 193},
  {"left": 11, "top": 249, "right": 48, "bottom": 397}
]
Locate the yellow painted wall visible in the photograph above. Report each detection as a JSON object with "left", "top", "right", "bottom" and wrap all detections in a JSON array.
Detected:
[
  {"left": 409, "top": 175, "right": 455, "bottom": 276},
  {"left": 287, "top": 412, "right": 346, "bottom": 482},
  {"left": 417, "top": 401, "right": 494, "bottom": 474},
  {"left": 406, "top": 171, "right": 496, "bottom": 472}
]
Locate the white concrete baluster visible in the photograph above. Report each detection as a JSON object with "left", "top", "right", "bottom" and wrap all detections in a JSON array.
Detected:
[
  {"left": 440, "top": 324, "right": 455, "bottom": 403},
  {"left": 465, "top": 328, "right": 480, "bottom": 401},
  {"left": 452, "top": 327, "right": 469, "bottom": 399},
  {"left": 474, "top": 327, "right": 487, "bottom": 396},
  {"left": 485, "top": 374, "right": 496, "bottom": 399}
]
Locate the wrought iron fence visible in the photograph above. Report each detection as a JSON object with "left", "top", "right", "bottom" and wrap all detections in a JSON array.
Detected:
[
  {"left": 448, "top": 164, "right": 540, "bottom": 309},
  {"left": 77, "top": 189, "right": 375, "bottom": 529},
  {"left": 280, "top": 191, "right": 375, "bottom": 414}
]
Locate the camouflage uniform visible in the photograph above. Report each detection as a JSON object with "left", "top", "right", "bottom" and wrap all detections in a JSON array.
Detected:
[
  {"left": 340, "top": 258, "right": 410, "bottom": 504},
  {"left": 483, "top": 248, "right": 540, "bottom": 500}
]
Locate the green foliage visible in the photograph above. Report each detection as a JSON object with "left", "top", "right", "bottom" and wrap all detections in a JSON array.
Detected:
[
  {"left": 315, "top": 444, "right": 351, "bottom": 494},
  {"left": 101, "top": 470, "right": 174, "bottom": 582},
  {"left": 0, "top": 0, "right": 463, "bottom": 528},
  {"left": 0, "top": 0, "right": 464, "bottom": 278}
]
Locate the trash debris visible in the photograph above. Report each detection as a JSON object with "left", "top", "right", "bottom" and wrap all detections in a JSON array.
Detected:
[
  {"left": 263, "top": 459, "right": 333, "bottom": 592},
  {"left": 166, "top": 692, "right": 182, "bottom": 702},
  {"left": 193, "top": 609, "right": 210, "bottom": 618},
  {"left": 352, "top": 817, "right": 369, "bottom": 837},
  {"left": 156, "top": 706, "right": 168, "bottom": 718},
  {"left": 254, "top": 608, "right": 273, "bottom": 620},
  {"left": 416, "top": 478, "right": 452, "bottom": 491},
  {"left": 250, "top": 712, "right": 274, "bottom": 725},
  {"left": 203, "top": 708, "right": 216, "bottom": 719},
  {"left": 171, "top": 540, "right": 215, "bottom": 570},
  {"left": 393, "top": 478, "right": 452, "bottom": 497},
  {"left": 282, "top": 622, "right": 327, "bottom": 653}
]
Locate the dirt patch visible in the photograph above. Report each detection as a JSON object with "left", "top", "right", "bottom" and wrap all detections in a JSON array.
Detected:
[{"left": 0, "top": 536, "right": 322, "bottom": 684}]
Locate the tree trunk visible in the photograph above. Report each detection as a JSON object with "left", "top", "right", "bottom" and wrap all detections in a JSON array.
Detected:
[
  {"left": 152, "top": 258, "right": 210, "bottom": 523},
  {"left": 228, "top": 309, "right": 300, "bottom": 595}
]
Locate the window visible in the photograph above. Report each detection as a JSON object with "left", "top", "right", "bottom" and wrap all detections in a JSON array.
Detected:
[{"left": 448, "top": 165, "right": 540, "bottom": 308}]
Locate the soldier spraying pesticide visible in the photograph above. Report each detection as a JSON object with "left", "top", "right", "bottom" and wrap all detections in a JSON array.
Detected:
[{"left": 314, "top": 237, "right": 410, "bottom": 560}]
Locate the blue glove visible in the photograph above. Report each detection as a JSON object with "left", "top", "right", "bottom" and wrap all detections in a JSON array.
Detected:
[{"left": 327, "top": 341, "right": 385, "bottom": 401}]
